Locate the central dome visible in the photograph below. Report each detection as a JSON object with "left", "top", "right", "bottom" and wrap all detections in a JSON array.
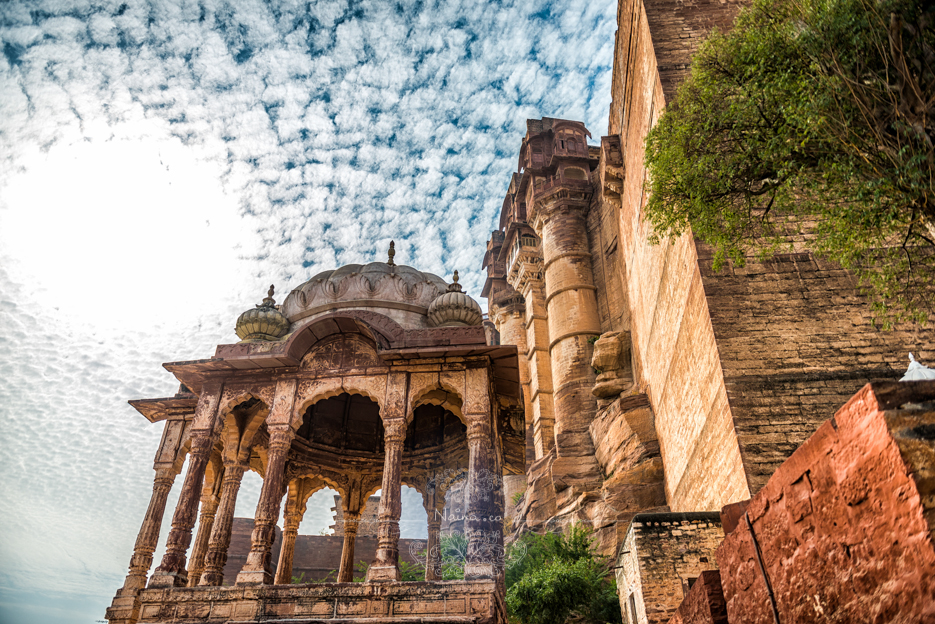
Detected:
[{"left": 281, "top": 261, "right": 450, "bottom": 328}]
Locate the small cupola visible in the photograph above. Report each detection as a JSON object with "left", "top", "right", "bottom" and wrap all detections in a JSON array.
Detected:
[
  {"left": 427, "top": 271, "right": 484, "bottom": 327},
  {"left": 235, "top": 285, "right": 290, "bottom": 341}
]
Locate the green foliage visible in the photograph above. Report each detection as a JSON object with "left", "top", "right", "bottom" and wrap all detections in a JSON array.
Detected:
[
  {"left": 399, "top": 560, "right": 425, "bottom": 581},
  {"left": 644, "top": 0, "right": 935, "bottom": 326},
  {"left": 353, "top": 560, "right": 369, "bottom": 583},
  {"left": 505, "top": 524, "right": 621, "bottom": 624},
  {"left": 511, "top": 490, "right": 526, "bottom": 507},
  {"left": 291, "top": 571, "right": 306, "bottom": 584},
  {"left": 440, "top": 533, "right": 468, "bottom": 579}
]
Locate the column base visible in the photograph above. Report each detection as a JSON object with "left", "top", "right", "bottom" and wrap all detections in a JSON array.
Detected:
[
  {"left": 365, "top": 564, "right": 401, "bottom": 582},
  {"left": 464, "top": 563, "right": 496, "bottom": 579},
  {"left": 235, "top": 568, "right": 273, "bottom": 585},
  {"left": 198, "top": 571, "right": 224, "bottom": 587},
  {"left": 147, "top": 570, "right": 188, "bottom": 588},
  {"left": 105, "top": 592, "right": 141, "bottom": 624}
]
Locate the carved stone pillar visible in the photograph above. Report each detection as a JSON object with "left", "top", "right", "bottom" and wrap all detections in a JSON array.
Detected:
[
  {"left": 464, "top": 418, "right": 498, "bottom": 580},
  {"left": 149, "top": 431, "right": 216, "bottom": 588},
  {"left": 119, "top": 467, "right": 178, "bottom": 593},
  {"left": 336, "top": 513, "right": 360, "bottom": 582},
  {"left": 105, "top": 467, "right": 178, "bottom": 623},
  {"left": 366, "top": 418, "right": 406, "bottom": 581},
  {"left": 236, "top": 426, "right": 294, "bottom": 585},
  {"left": 186, "top": 491, "right": 219, "bottom": 587},
  {"left": 425, "top": 517, "right": 443, "bottom": 581},
  {"left": 273, "top": 509, "right": 302, "bottom": 585},
  {"left": 198, "top": 463, "right": 246, "bottom": 586}
]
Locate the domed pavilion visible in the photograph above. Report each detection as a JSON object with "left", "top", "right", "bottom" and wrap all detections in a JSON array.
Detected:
[{"left": 106, "top": 244, "right": 524, "bottom": 624}]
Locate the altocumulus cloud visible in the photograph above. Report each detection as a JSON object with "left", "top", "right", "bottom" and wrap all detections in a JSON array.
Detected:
[{"left": 0, "top": 0, "right": 614, "bottom": 621}]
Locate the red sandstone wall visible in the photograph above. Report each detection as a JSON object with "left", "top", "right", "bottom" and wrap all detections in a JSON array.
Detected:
[
  {"left": 716, "top": 382, "right": 935, "bottom": 623},
  {"left": 588, "top": 183, "right": 630, "bottom": 334},
  {"left": 665, "top": 571, "right": 727, "bottom": 624},
  {"left": 608, "top": 0, "right": 749, "bottom": 513}
]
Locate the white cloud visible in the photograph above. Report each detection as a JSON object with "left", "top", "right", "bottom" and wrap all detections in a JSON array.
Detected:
[{"left": 0, "top": 0, "right": 616, "bottom": 621}]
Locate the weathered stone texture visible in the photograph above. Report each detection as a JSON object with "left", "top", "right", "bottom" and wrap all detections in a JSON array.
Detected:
[
  {"left": 137, "top": 579, "right": 504, "bottom": 624},
  {"left": 607, "top": 0, "right": 750, "bottom": 513},
  {"left": 222, "top": 519, "right": 282, "bottom": 586},
  {"left": 616, "top": 512, "right": 723, "bottom": 624},
  {"left": 665, "top": 570, "right": 726, "bottom": 624},
  {"left": 587, "top": 183, "right": 630, "bottom": 334},
  {"left": 716, "top": 382, "right": 935, "bottom": 623},
  {"left": 698, "top": 246, "right": 934, "bottom": 494}
]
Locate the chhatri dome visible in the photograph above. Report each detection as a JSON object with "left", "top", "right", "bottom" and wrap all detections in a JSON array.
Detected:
[{"left": 235, "top": 241, "right": 484, "bottom": 341}]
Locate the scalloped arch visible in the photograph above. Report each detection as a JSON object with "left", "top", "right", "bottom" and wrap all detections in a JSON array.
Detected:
[
  {"left": 408, "top": 375, "right": 465, "bottom": 423},
  {"left": 292, "top": 377, "right": 388, "bottom": 429}
]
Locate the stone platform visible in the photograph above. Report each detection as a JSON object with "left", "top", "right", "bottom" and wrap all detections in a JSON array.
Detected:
[{"left": 135, "top": 580, "right": 504, "bottom": 624}]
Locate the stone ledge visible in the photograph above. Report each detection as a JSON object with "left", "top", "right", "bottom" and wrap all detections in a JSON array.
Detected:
[{"left": 137, "top": 580, "right": 504, "bottom": 624}]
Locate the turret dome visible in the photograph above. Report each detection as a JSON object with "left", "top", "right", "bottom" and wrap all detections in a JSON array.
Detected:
[
  {"left": 235, "top": 285, "right": 290, "bottom": 341},
  {"left": 427, "top": 271, "right": 484, "bottom": 327}
]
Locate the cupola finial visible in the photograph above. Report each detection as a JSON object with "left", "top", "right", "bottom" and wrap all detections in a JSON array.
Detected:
[
  {"left": 260, "top": 284, "right": 276, "bottom": 307},
  {"left": 447, "top": 270, "right": 463, "bottom": 293},
  {"left": 387, "top": 241, "right": 396, "bottom": 266}
]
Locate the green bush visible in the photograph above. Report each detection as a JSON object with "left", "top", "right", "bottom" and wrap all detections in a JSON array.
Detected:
[{"left": 505, "top": 525, "right": 621, "bottom": 624}]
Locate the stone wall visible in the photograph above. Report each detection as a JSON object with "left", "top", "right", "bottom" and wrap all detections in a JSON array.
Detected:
[
  {"left": 331, "top": 494, "right": 380, "bottom": 537},
  {"left": 664, "top": 571, "right": 726, "bottom": 624},
  {"left": 615, "top": 512, "right": 723, "bottom": 624},
  {"left": 604, "top": 0, "right": 933, "bottom": 513},
  {"left": 716, "top": 381, "right": 935, "bottom": 623},
  {"left": 607, "top": 0, "right": 749, "bottom": 513},
  {"left": 222, "top": 519, "right": 282, "bottom": 586},
  {"left": 222, "top": 518, "right": 423, "bottom": 583},
  {"left": 698, "top": 247, "right": 934, "bottom": 493}
]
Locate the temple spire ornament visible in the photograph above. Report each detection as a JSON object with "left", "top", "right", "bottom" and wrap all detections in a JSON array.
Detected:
[
  {"left": 448, "top": 270, "right": 462, "bottom": 292},
  {"left": 261, "top": 285, "right": 276, "bottom": 307},
  {"left": 387, "top": 241, "right": 396, "bottom": 266}
]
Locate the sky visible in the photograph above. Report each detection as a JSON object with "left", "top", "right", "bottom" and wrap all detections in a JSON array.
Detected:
[{"left": 0, "top": 0, "right": 616, "bottom": 622}]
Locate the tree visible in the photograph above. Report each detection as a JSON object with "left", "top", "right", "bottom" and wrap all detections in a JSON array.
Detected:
[
  {"left": 505, "top": 525, "right": 621, "bottom": 624},
  {"left": 644, "top": 0, "right": 935, "bottom": 325}
]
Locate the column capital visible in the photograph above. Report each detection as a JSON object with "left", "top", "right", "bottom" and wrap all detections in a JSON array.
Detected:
[
  {"left": 267, "top": 426, "right": 294, "bottom": 453},
  {"left": 152, "top": 467, "right": 177, "bottom": 488},
  {"left": 466, "top": 419, "right": 492, "bottom": 443},
  {"left": 189, "top": 430, "right": 215, "bottom": 454},
  {"left": 383, "top": 418, "right": 407, "bottom": 443}
]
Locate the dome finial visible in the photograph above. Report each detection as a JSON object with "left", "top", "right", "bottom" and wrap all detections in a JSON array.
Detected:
[
  {"left": 259, "top": 284, "right": 276, "bottom": 308},
  {"left": 447, "top": 270, "right": 463, "bottom": 293},
  {"left": 387, "top": 241, "right": 396, "bottom": 266}
]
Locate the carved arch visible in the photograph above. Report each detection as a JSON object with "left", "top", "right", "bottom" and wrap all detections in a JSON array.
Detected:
[
  {"left": 215, "top": 391, "right": 270, "bottom": 464},
  {"left": 408, "top": 375, "right": 465, "bottom": 424},
  {"left": 282, "top": 311, "right": 406, "bottom": 361}
]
